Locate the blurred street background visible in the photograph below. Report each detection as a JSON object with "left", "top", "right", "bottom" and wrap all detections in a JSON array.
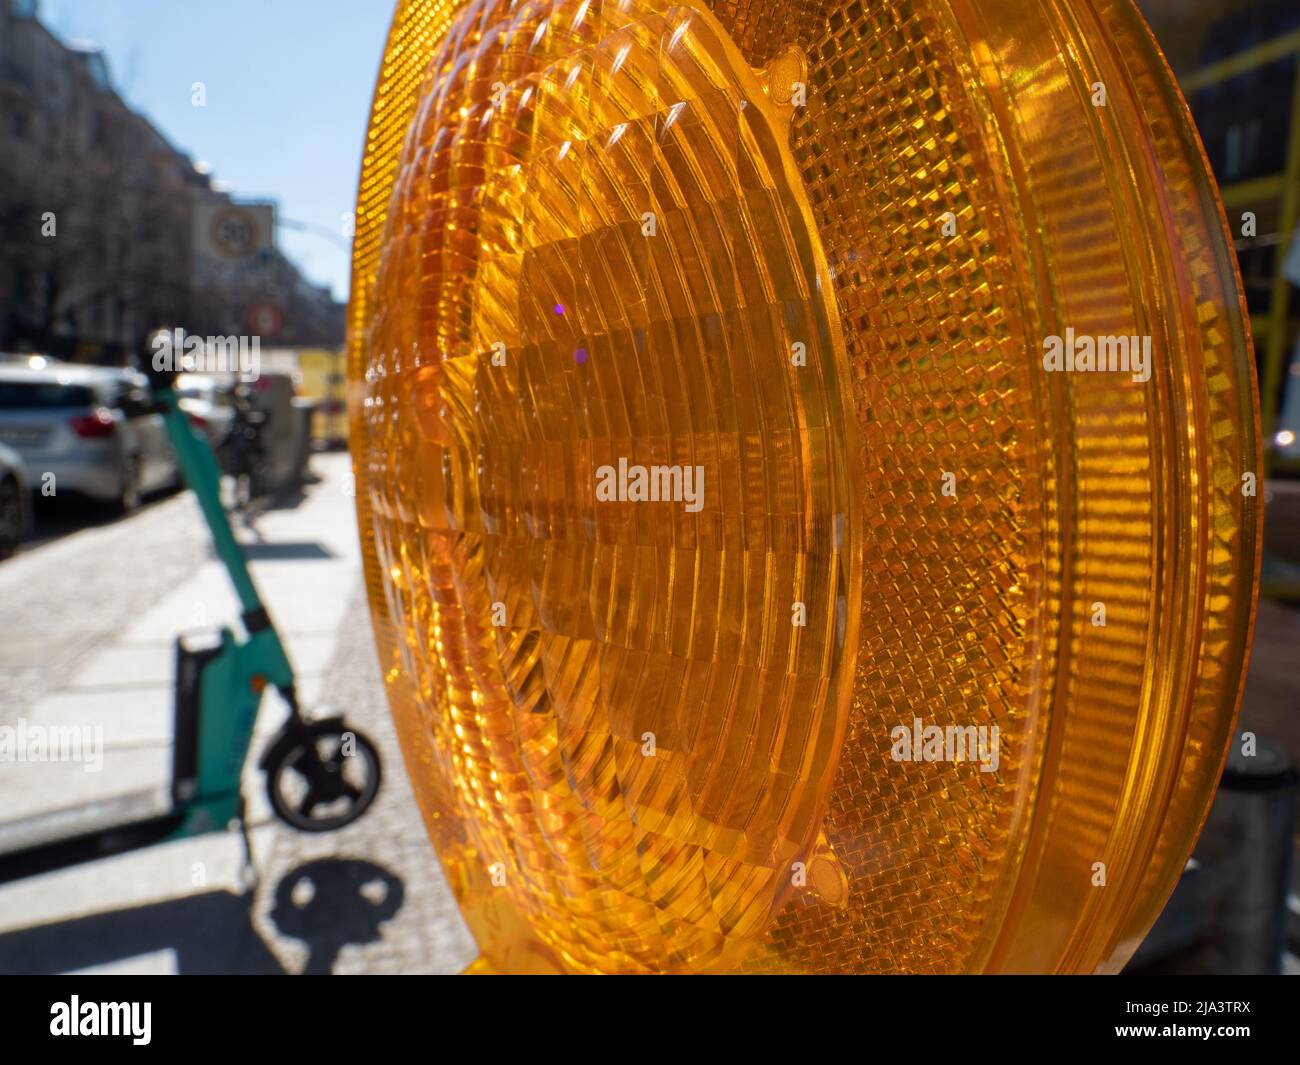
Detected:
[
  {"left": 0, "top": 0, "right": 481, "bottom": 973},
  {"left": 0, "top": 452, "right": 476, "bottom": 973},
  {"left": 0, "top": 0, "right": 1299, "bottom": 973}
]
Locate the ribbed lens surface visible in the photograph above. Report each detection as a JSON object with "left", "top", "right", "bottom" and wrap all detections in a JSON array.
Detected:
[
  {"left": 350, "top": 0, "right": 1260, "bottom": 973},
  {"left": 361, "top": 0, "right": 855, "bottom": 972}
]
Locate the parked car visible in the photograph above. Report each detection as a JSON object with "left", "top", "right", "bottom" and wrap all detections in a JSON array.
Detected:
[
  {"left": 0, "top": 364, "right": 178, "bottom": 513},
  {"left": 0, "top": 440, "right": 31, "bottom": 559},
  {"left": 94, "top": 366, "right": 180, "bottom": 495},
  {"left": 175, "top": 372, "right": 236, "bottom": 450}
]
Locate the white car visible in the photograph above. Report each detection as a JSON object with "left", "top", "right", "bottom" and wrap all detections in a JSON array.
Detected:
[
  {"left": 0, "top": 364, "right": 179, "bottom": 513},
  {"left": 175, "top": 372, "right": 236, "bottom": 450},
  {"left": 0, "top": 440, "right": 32, "bottom": 559}
]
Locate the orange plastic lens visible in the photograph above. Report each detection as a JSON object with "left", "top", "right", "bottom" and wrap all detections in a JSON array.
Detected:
[{"left": 348, "top": 0, "right": 1260, "bottom": 973}]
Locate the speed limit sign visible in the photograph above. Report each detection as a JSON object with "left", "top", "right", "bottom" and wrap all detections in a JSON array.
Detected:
[{"left": 210, "top": 206, "right": 263, "bottom": 259}]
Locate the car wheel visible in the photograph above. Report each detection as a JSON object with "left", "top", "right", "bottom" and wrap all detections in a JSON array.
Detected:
[
  {"left": 0, "top": 477, "right": 23, "bottom": 560},
  {"left": 112, "top": 457, "right": 141, "bottom": 515}
]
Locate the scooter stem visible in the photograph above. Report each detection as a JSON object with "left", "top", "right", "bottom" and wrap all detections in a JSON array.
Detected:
[{"left": 155, "top": 388, "right": 296, "bottom": 691}]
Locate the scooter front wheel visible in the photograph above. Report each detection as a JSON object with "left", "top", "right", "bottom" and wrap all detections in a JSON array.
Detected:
[{"left": 265, "top": 721, "right": 382, "bottom": 833}]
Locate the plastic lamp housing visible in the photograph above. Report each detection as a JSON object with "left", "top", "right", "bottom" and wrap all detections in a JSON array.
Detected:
[{"left": 347, "top": 0, "right": 1261, "bottom": 974}]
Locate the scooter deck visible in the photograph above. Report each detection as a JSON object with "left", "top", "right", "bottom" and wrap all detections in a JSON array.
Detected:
[{"left": 0, "top": 787, "right": 182, "bottom": 884}]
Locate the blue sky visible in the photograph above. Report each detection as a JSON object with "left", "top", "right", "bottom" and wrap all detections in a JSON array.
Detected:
[{"left": 42, "top": 0, "right": 395, "bottom": 300}]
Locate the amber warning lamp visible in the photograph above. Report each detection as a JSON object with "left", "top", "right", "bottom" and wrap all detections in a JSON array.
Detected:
[{"left": 347, "top": 0, "right": 1261, "bottom": 973}]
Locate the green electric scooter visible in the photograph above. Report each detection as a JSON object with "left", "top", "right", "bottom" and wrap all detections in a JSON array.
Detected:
[{"left": 0, "top": 369, "right": 381, "bottom": 884}]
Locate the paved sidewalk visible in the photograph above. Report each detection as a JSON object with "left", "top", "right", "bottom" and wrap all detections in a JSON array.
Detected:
[{"left": 0, "top": 454, "right": 476, "bottom": 974}]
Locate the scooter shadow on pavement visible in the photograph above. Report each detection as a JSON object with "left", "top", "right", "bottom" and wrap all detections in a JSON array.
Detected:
[{"left": 0, "top": 857, "right": 404, "bottom": 975}]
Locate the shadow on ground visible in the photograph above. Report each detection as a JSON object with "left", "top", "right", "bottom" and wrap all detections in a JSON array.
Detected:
[
  {"left": 0, "top": 858, "right": 403, "bottom": 975},
  {"left": 22, "top": 485, "right": 183, "bottom": 552}
]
